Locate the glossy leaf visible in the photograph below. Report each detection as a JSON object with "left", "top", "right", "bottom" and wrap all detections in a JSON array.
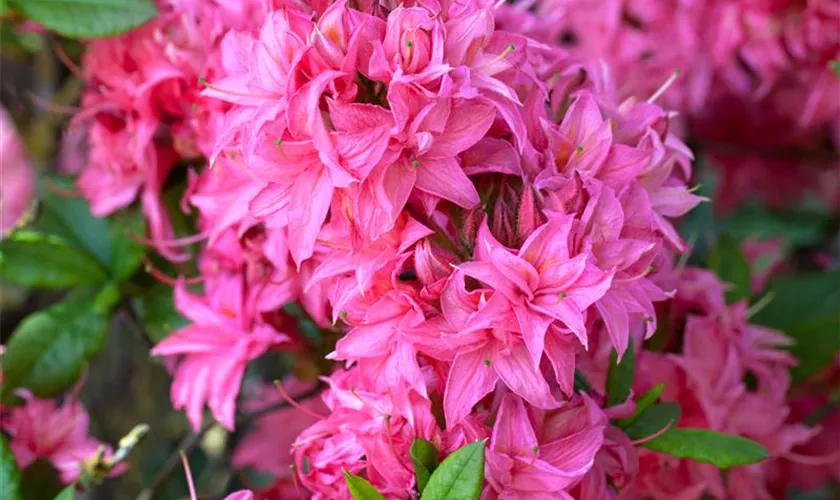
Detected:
[
  {"left": 2, "top": 291, "right": 110, "bottom": 398},
  {"left": 0, "top": 231, "right": 107, "bottom": 288},
  {"left": 421, "top": 440, "right": 486, "bottom": 500},
  {"left": 0, "top": 436, "right": 22, "bottom": 500},
  {"left": 54, "top": 485, "right": 75, "bottom": 500},
  {"left": 753, "top": 271, "right": 840, "bottom": 380},
  {"left": 108, "top": 208, "right": 146, "bottom": 282},
  {"left": 623, "top": 402, "right": 681, "bottom": 441},
  {"left": 343, "top": 470, "right": 385, "bottom": 500},
  {"left": 9, "top": 0, "right": 157, "bottom": 39},
  {"left": 615, "top": 384, "right": 665, "bottom": 428},
  {"left": 411, "top": 439, "right": 439, "bottom": 494},
  {"left": 131, "top": 285, "right": 187, "bottom": 343},
  {"left": 36, "top": 177, "right": 111, "bottom": 266},
  {"left": 708, "top": 234, "right": 750, "bottom": 303},
  {"left": 641, "top": 428, "right": 768, "bottom": 468},
  {"left": 606, "top": 340, "right": 635, "bottom": 406}
]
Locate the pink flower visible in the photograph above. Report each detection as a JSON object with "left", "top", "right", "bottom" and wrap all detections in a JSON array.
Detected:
[
  {"left": 485, "top": 393, "right": 606, "bottom": 499},
  {"left": 460, "top": 218, "right": 612, "bottom": 365},
  {"left": 0, "top": 108, "right": 35, "bottom": 236},
  {"left": 151, "top": 276, "right": 288, "bottom": 430},
  {"left": 409, "top": 271, "right": 560, "bottom": 427},
  {"left": 1, "top": 392, "right": 116, "bottom": 484}
]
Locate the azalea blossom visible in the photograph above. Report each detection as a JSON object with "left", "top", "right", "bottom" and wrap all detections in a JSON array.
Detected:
[{"left": 1, "top": 392, "right": 117, "bottom": 484}]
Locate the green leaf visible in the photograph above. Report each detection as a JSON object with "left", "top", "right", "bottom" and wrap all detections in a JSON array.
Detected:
[
  {"left": 830, "top": 59, "right": 840, "bottom": 78},
  {"left": 421, "top": 440, "right": 486, "bottom": 500},
  {"left": 411, "top": 439, "right": 439, "bottom": 494},
  {"left": 54, "top": 485, "right": 75, "bottom": 500},
  {"left": 9, "top": 0, "right": 158, "bottom": 38},
  {"left": 0, "top": 231, "right": 108, "bottom": 288},
  {"left": 753, "top": 271, "right": 840, "bottom": 380},
  {"left": 606, "top": 340, "right": 635, "bottom": 407},
  {"left": 0, "top": 436, "right": 23, "bottom": 500},
  {"left": 343, "top": 470, "right": 385, "bottom": 500},
  {"left": 131, "top": 285, "right": 187, "bottom": 343},
  {"left": 720, "top": 203, "right": 829, "bottom": 249},
  {"left": 641, "top": 428, "right": 768, "bottom": 468},
  {"left": 573, "top": 369, "right": 593, "bottom": 392},
  {"left": 615, "top": 384, "right": 665, "bottom": 428},
  {"left": 108, "top": 209, "right": 146, "bottom": 282},
  {"left": 2, "top": 291, "right": 110, "bottom": 398},
  {"left": 708, "top": 234, "right": 751, "bottom": 303},
  {"left": 623, "top": 402, "right": 681, "bottom": 441},
  {"left": 36, "top": 177, "right": 111, "bottom": 266}
]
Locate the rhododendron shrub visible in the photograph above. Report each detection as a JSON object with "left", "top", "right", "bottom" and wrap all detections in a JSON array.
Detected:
[{"left": 0, "top": 0, "right": 838, "bottom": 499}]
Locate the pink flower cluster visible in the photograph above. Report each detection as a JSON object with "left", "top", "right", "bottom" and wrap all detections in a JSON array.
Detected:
[
  {"left": 496, "top": 0, "right": 840, "bottom": 210},
  {"left": 73, "top": 0, "right": 263, "bottom": 260},
  {"left": 19, "top": 0, "right": 831, "bottom": 497},
  {"left": 174, "top": 0, "right": 702, "bottom": 496}
]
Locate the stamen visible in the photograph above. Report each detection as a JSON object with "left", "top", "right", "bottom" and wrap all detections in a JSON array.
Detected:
[
  {"left": 785, "top": 448, "right": 840, "bottom": 466},
  {"left": 198, "top": 77, "right": 273, "bottom": 99},
  {"left": 143, "top": 258, "right": 205, "bottom": 286},
  {"left": 289, "top": 464, "right": 305, "bottom": 499},
  {"left": 274, "top": 380, "right": 328, "bottom": 419},
  {"left": 480, "top": 43, "right": 517, "bottom": 74},
  {"left": 128, "top": 231, "right": 208, "bottom": 248},
  {"left": 629, "top": 421, "right": 673, "bottom": 446},
  {"left": 46, "top": 179, "right": 83, "bottom": 197},
  {"left": 647, "top": 70, "right": 681, "bottom": 104},
  {"left": 180, "top": 452, "right": 198, "bottom": 500},
  {"left": 54, "top": 42, "right": 83, "bottom": 77},
  {"left": 747, "top": 292, "right": 775, "bottom": 318},
  {"left": 28, "top": 92, "right": 81, "bottom": 115}
]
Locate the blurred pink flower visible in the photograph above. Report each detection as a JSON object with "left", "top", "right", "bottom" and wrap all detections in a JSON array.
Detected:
[
  {"left": 0, "top": 108, "right": 35, "bottom": 236},
  {"left": 1, "top": 392, "right": 115, "bottom": 484}
]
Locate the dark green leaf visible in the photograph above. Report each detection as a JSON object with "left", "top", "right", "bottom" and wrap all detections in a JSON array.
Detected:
[
  {"left": 108, "top": 209, "right": 146, "bottom": 282},
  {"left": 0, "top": 436, "right": 22, "bottom": 500},
  {"left": 574, "top": 369, "right": 593, "bottom": 392},
  {"left": 2, "top": 291, "right": 110, "bottom": 398},
  {"left": 708, "top": 234, "right": 750, "bottom": 303},
  {"left": 753, "top": 271, "right": 840, "bottom": 380},
  {"left": 421, "top": 440, "right": 486, "bottom": 500},
  {"left": 54, "top": 485, "right": 75, "bottom": 500},
  {"left": 623, "top": 402, "right": 680, "bottom": 441},
  {"left": 20, "top": 460, "right": 62, "bottom": 500},
  {"left": 36, "top": 177, "right": 111, "bottom": 266},
  {"left": 343, "top": 470, "right": 385, "bottom": 500},
  {"left": 606, "top": 340, "right": 635, "bottom": 407},
  {"left": 93, "top": 282, "right": 122, "bottom": 313},
  {"left": 720, "top": 204, "right": 829, "bottom": 249},
  {"left": 9, "top": 0, "right": 157, "bottom": 38},
  {"left": 641, "top": 428, "right": 768, "bottom": 468},
  {"left": 0, "top": 231, "right": 108, "bottom": 288},
  {"left": 411, "top": 439, "right": 439, "bottom": 494},
  {"left": 615, "top": 384, "right": 665, "bottom": 428},
  {"left": 130, "top": 285, "right": 187, "bottom": 343}
]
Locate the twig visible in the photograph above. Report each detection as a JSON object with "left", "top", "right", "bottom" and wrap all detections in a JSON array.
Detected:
[{"left": 135, "top": 383, "right": 324, "bottom": 500}]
